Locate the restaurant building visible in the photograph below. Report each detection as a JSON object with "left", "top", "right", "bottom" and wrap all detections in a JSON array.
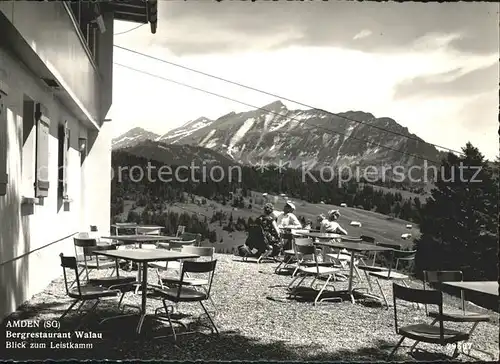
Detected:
[{"left": 0, "top": 0, "right": 158, "bottom": 320}]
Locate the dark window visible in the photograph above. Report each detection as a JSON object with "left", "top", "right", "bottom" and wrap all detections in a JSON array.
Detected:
[{"left": 58, "top": 121, "right": 70, "bottom": 199}]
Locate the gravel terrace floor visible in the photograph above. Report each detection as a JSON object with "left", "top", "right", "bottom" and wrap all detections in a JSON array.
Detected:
[{"left": 1, "top": 253, "right": 499, "bottom": 361}]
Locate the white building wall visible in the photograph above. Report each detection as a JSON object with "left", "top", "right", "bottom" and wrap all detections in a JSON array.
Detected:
[
  {"left": 0, "top": 44, "right": 110, "bottom": 319},
  {"left": 81, "top": 122, "right": 112, "bottom": 237},
  {"left": 0, "top": 0, "right": 101, "bottom": 124}
]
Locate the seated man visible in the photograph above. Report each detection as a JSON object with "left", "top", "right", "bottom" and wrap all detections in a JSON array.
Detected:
[{"left": 277, "top": 201, "right": 302, "bottom": 229}]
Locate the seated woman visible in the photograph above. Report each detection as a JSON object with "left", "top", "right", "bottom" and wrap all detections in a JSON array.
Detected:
[
  {"left": 320, "top": 210, "right": 350, "bottom": 259},
  {"left": 277, "top": 201, "right": 302, "bottom": 229},
  {"left": 320, "top": 210, "right": 348, "bottom": 235},
  {"left": 256, "top": 203, "right": 283, "bottom": 256},
  {"left": 316, "top": 214, "right": 328, "bottom": 231},
  {"left": 238, "top": 203, "right": 282, "bottom": 258}
]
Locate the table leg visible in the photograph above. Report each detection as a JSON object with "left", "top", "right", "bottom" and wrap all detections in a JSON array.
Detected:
[
  {"left": 137, "top": 266, "right": 142, "bottom": 283},
  {"left": 347, "top": 251, "right": 355, "bottom": 303},
  {"left": 136, "top": 262, "right": 148, "bottom": 334}
]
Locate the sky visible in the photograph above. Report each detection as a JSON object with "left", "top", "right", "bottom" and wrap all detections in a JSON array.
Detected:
[{"left": 109, "top": 1, "right": 499, "bottom": 160}]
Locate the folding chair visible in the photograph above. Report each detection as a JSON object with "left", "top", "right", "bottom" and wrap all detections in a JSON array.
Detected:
[
  {"left": 388, "top": 283, "right": 470, "bottom": 360},
  {"left": 274, "top": 233, "right": 297, "bottom": 274},
  {"left": 73, "top": 237, "right": 115, "bottom": 282},
  {"left": 85, "top": 244, "right": 138, "bottom": 310},
  {"left": 358, "top": 242, "right": 402, "bottom": 273},
  {"left": 235, "top": 225, "right": 276, "bottom": 269},
  {"left": 409, "top": 271, "right": 491, "bottom": 357},
  {"left": 287, "top": 239, "right": 342, "bottom": 305},
  {"left": 151, "top": 260, "right": 219, "bottom": 342},
  {"left": 151, "top": 234, "right": 197, "bottom": 282},
  {"left": 158, "top": 246, "right": 217, "bottom": 309},
  {"left": 363, "top": 247, "right": 417, "bottom": 308},
  {"left": 59, "top": 254, "right": 122, "bottom": 329}
]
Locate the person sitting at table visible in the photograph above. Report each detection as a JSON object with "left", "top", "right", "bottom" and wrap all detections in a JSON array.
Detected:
[
  {"left": 255, "top": 203, "right": 282, "bottom": 256},
  {"left": 320, "top": 210, "right": 348, "bottom": 235},
  {"left": 316, "top": 214, "right": 328, "bottom": 231},
  {"left": 277, "top": 201, "right": 302, "bottom": 229}
]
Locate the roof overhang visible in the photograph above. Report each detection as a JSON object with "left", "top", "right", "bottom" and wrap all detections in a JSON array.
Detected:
[{"left": 106, "top": 0, "right": 157, "bottom": 34}]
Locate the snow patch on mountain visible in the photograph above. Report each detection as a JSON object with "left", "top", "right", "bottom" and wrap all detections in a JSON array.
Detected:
[
  {"left": 200, "top": 129, "right": 217, "bottom": 147},
  {"left": 228, "top": 117, "right": 255, "bottom": 155}
]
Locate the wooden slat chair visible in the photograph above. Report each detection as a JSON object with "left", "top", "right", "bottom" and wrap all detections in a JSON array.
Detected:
[
  {"left": 73, "top": 237, "right": 116, "bottom": 282},
  {"left": 150, "top": 260, "right": 219, "bottom": 342},
  {"left": 409, "top": 270, "right": 491, "bottom": 357},
  {"left": 59, "top": 254, "right": 121, "bottom": 329},
  {"left": 287, "top": 239, "right": 342, "bottom": 305},
  {"left": 388, "top": 283, "right": 470, "bottom": 360}
]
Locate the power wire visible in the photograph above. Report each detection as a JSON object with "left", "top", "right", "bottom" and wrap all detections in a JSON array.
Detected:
[
  {"left": 114, "top": 62, "right": 443, "bottom": 165},
  {"left": 114, "top": 23, "right": 145, "bottom": 36},
  {"left": 113, "top": 44, "right": 464, "bottom": 156}
]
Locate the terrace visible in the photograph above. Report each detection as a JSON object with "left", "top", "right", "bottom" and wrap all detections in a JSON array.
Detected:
[{"left": 2, "top": 252, "right": 498, "bottom": 361}]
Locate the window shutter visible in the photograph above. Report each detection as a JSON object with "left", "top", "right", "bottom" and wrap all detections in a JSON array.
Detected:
[
  {"left": 0, "top": 85, "right": 8, "bottom": 196},
  {"left": 35, "top": 103, "right": 50, "bottom": 197},
  {"left": 63, "top": 122, "right": 69, "bottom": 198}
]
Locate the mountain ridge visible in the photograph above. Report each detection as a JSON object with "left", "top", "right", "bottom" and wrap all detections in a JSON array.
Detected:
[{"left": 113, "top": 101, "right": 448, "bottom": 172}]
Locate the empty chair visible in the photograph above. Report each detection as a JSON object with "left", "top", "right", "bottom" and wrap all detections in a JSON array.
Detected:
[
  {"left": 85, "top": 244, "right": 137, "bottom": 309},
  {"left": 137, "top": 226, "right": 162, "bottom": 235},
  {"left": 59, "top": 254, "right": 121, "bottom": 329},
  {"left": 365, "top": 247, "right": 417, "bottom": 308},
  {"left": 409, "top": 271, "right": 491, "bottom": 357},
  {"left": 287, "top": 239, "right": 342, "bottom": 305},
  {"left": 358, "top": 235, "right": 377, "bottom": 265},
  {"left": 73, "top": 237, "right": 115, "bottom": 281},
  {"left": 112, "top": 222, "right": 138, "bottom": 236},
  {"left": 388, "top": 283, "right": 470, "bottom": 360},
  {"left": 274, "top": 233, "right": 296, "bottom": 274},
  {"left": 159, "top": 246, "right": 217, "bottom": 308},
  {"left": 150, "top": 260, "right": 219, "bottom": 342},
  {"left": 158, "top": 232, "right": 200, "bottom": 251},
  {"left": 151, "top": 233, "right": 198, "bottom": 278},
  {"left": 358, "top": 242, "right": 402, "bottom": 273}
]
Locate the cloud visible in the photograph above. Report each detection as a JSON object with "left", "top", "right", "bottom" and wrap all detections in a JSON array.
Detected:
[
  {"left": 353, "top": 29, "right": 372, "bottom": 40},
  {"left": 393, "top": 62, "right": 498, "bottom": 99},
  {"left": 139, "top": 1, "right": 499, "bottom": 56}
]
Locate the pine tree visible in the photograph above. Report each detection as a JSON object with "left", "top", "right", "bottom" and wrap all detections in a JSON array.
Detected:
[{"left": 415, "top": 143, "right": 498, "bottom": 281}]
